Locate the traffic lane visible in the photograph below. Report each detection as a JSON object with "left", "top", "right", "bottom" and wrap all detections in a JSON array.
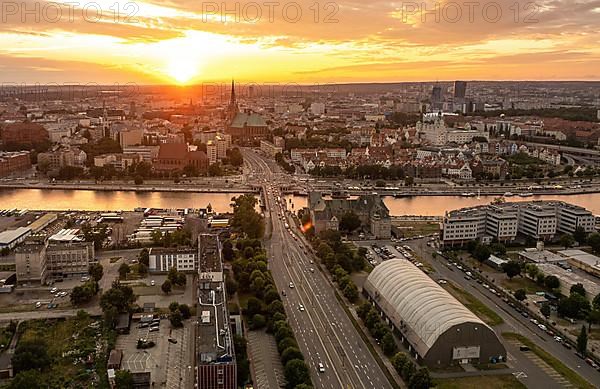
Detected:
[
  {"left": 277, "top": 214, "right": 383, "bottom": 389},
  {"left": 287, "top": 252, "right": 375, "bottom": 389},
  {"left": 283, "top": 228, "right": 391, "bottom": 388},
  {"left": 270, "top": 221, "right": 346, "bottom": 388},
  {"left": 278, "top": 242, "right": 349, "bottom": 385},
  {"left": 414, "top": 241, "right": 600, "bottom": 383}
]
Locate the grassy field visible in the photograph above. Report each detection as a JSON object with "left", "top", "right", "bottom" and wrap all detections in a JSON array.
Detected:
[
  {"left": 434, "top": 374, "right": 527, "bottom": 389},
  {"left": 446, "top": 283, "right": 504, "bottom": 326},
  {"left": 392, "top": 221, "right": 440, "bottom": 238},
  {"left": 500, "top": 276, "right": 547, "bottom": 294},
  {"left": 502, "top": 332, "right": 595, "bottom": 389},
  {"left": 16, "top": 312, "right": 115, "bottom": 388}
]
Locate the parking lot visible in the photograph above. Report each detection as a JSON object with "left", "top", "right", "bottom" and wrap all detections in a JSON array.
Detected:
[{"left": 115, "top": 318, "right": 194, "bottom": 388}]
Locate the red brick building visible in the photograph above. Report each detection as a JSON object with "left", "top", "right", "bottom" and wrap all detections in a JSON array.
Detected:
[
  {"left": 0, "top": 122, "right": 49, "bottom": 146},
  {"left": 152, "top": 143, "right": 208, "bottom": 173},
  {"left": 0, "top": 151, "right": 31, "bottom": 177}
]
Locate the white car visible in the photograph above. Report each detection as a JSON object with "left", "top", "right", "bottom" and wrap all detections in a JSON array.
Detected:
[
  {"left": 438, "top": 279, "right": 447, "bottom": 284},
  {"left": 289, "top": 282, "right": 295, "bottom": 288},
  {"left": 318, "top": 362, "right": 325, "bottom": 372},
  {"left": 150, "top": 280, "right": 155, "bottom": 286},
  {"left": 298, "top": 304, "right": 305, "bottom": 312},
  {"left": 50, "top": 287, "right": 58, "bottom": 294}
]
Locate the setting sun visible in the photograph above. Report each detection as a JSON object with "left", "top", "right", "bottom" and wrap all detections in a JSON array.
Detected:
[{"left": 166, "top": 57, "right": 200, "bottom": 84}]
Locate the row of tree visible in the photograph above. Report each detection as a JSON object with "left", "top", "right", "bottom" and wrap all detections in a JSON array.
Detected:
[{"left": 227, "top": 238, "right": 313, "bottom": 389}]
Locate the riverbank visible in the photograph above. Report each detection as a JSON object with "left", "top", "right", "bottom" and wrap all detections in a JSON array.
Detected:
[{"left": 0, "top": 182, "right": 258, "bottom": 194}]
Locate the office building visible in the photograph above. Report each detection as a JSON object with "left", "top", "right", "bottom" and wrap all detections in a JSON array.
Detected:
[
  {"left": 454, "top": 81, "right": 467, "bottom": 100},
  {"left": 442, "top": 201, "right": 594, "bottom": 246},
  {"left": 148, "top": 247, "right": 197, "bottom": 273},
  {"left": 196, "top": 234, "right": 236, "bottom": 389}
]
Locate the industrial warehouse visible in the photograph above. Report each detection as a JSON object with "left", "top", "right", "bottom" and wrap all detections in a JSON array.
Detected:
[{"left": 364, "top": 260, "right": 506, "bottom": 367}]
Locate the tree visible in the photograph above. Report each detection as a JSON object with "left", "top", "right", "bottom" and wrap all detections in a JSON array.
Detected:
[
  {"left": 139, "top": 248, "right": 149, "bottom": 266},
  {"left": 8, "top": 370, "right": 44, "bottom": 389},
  {"left": 115, "top": 370, "right": 134, "bottom": 389},
  {"left": 558, "top": 293, "right": 590, "bottom": 319},
  {"left": 71, "top": 281, "right": 98, "bottom": 305},
  {"left": 251, "top": 314, "right": 266, "bottom": 329},
  {"left": 594, "top": 292, "right": 600, "bottom": 310},
  {"left": 134, "top": 175, "right": 143, "bottom": 185},
  {"left": 281, "top": 347, "right": 304, "bottom": 365},
  {"left": 588, "top": 233, "right": 600, "bottom": 254},
  {"left": 339, "top": 211, "right": 361, "bottom": 232},
  {"left": 541, "top": 303, "right": 551, "bottom": 318},
  {"left": 401, "top": 360, "right": 416, "bottom": 381},
  {"left": 169, "top": 310, "right": 183, "bottom": 328},
  {"left": 473, "top": 244, "right": 491, "bottom": 262},
  {"left": 514, "top": 289, "right": 527, "bottom": 301},
  {"left": 246, "top": 297, "right": 263, "bottom": 317},
  {"left": 12, "top": 340, "right": 50, "bottom": 373},
  {"left": 577, "top": 325, "right": 588, "bottom": 356},
  {"left": 574, "top": 226, "right": 588, "bottom": 245},
  {"left": 408, "top": 368, "right": 432, "bottom": 389},
  {"left": 88, "top": 263, "right": 103, "bottom": 282},
  {"left": 284, "top": 359, "right": 311, "bottom": 388},
  {"left": 179, "top": 303, "right": 191, "bottom": 319},
  {"left": 169, "top": 302, "right": 180, "bottom": 312},
  {"left": 343, "top": 282, "right": 359, "bottom": 302},
  {"left": 222, "top": 240, "right": 235, "bottom": 261},
  {"left": 587, "top": 309, "right": 600, "bottom": 331},
  {"left": 544, "top": 275, "right": 560, "bottom": 290},
  {"left": 382, "top": 332, "right": 397, "bottom": 356},
  {"left": 391, "top": 352, "right": 409, "bottom": 374},
  {"left": 161, "top": 279, "right": 172, "bottom": 294},
  {"left": 559, "top": 234, "right": 575, "bottom": 249},
  {"left": 570, "top": 283, "right": 587, "bottom": 298},
  {"left": 118, "top": 263, "right": 130, "bottom": 280},
  {"left": 502, "top": 261, "right": 521, "bottom": 279}
]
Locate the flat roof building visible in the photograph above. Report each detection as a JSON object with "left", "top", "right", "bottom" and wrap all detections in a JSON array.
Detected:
[
  {"left": 442, "top": 201, "right": 595, "bottom": 246},
  {"left": 558, "top": 249, "right": 600, "bottom": 278},
  {"left": 364, "top": 260, "right": 506, "bottom": 367},
  {"left": 196, "top": 234, "right": 236, "bottom": 389}
]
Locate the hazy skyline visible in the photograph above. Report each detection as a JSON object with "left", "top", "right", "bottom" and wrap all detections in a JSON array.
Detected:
[{"left": 1, "top": 0, "right": 600, "bottom": 84}]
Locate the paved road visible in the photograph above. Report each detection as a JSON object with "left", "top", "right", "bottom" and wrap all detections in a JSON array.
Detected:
[
  {"left": 406, "top": 238, "right": 600, "bottom": 387},
  {"left": 244, "top": 149, "right": 393, "bottom": 389},
  {"left": 0, "top": 306, "right": 101, "bottom": 322}
]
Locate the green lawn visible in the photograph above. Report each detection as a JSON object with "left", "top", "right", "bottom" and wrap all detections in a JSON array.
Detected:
[
  {"left": 434, "top": 374, "right": 526, "bottom": 389},
  {"left": 446, "top": 283, "right": 504, "bottom": 326},
  {"left": 502, "top": 332, "right": 595, "bottom": 389},
  {"left": 392, "top": 221, "right": 440, "bottom": 238}
]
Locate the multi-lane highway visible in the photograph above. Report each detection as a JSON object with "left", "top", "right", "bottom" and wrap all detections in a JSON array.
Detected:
[{"left": 243, "top": 149, "right": 393, "bottom": 389}]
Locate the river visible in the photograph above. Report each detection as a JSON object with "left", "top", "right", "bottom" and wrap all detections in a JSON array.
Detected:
[{"left": 1, "top": 188, "right": 600, "bottom": 216}]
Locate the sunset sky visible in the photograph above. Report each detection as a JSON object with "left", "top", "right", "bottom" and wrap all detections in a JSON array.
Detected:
[{"left": 1, "top": 0, "right": 599, "bottom": 84}]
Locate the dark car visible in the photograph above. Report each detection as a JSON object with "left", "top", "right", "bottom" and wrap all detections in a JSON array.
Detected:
[
  {"left": 562, "top": 343, "right": 572, "bottom": 350},
  {"left": 168, "top": 338, "right": 178, "bottom": 344},
  {"left": 519, "top": 346, "right": 530, "bottom": 352}
]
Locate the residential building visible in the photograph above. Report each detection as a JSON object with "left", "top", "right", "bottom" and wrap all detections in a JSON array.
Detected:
[
  {"left": 38, "top": 147, "right": 86, "bottom": 170},
  {"left": 260, "top": 140, "right": 283, "bottom": 157},
  {"left": 119, "top": 128, "right": 143, "bottom": 147},
  {"left": 148, "top": 247, "right": 197, "bottom": 273},
  {"left": 0, "top": 122, "right": 49, "bottom": 146},
  {"left": 310, "top": 102, "right": 325, "bottom": 115},
  {"left": 122, "top": 146, "right": 159, "bottom": 162},
  {"left": 0, "top": 151, "right": 31, "bottom": 177},
  {"left": 94, "top": 153, "right": 142, "bottom": 170}
]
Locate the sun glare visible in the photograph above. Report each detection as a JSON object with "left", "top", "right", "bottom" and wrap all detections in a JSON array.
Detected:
[{"left": 166, "top": 57, "right": 200, "bottom": 84}]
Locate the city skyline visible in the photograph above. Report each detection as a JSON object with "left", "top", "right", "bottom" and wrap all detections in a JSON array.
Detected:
[{"left": 1, "top": 0, "right": 600, "bottom": 84}]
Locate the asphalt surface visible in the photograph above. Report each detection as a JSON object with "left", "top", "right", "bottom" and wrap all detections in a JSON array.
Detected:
[
  {"left": 405, "top": 238, "right": 600, "bottom": 388},
  {"left": 243, "top": 150, "right": 393, "bottom": 389}
]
